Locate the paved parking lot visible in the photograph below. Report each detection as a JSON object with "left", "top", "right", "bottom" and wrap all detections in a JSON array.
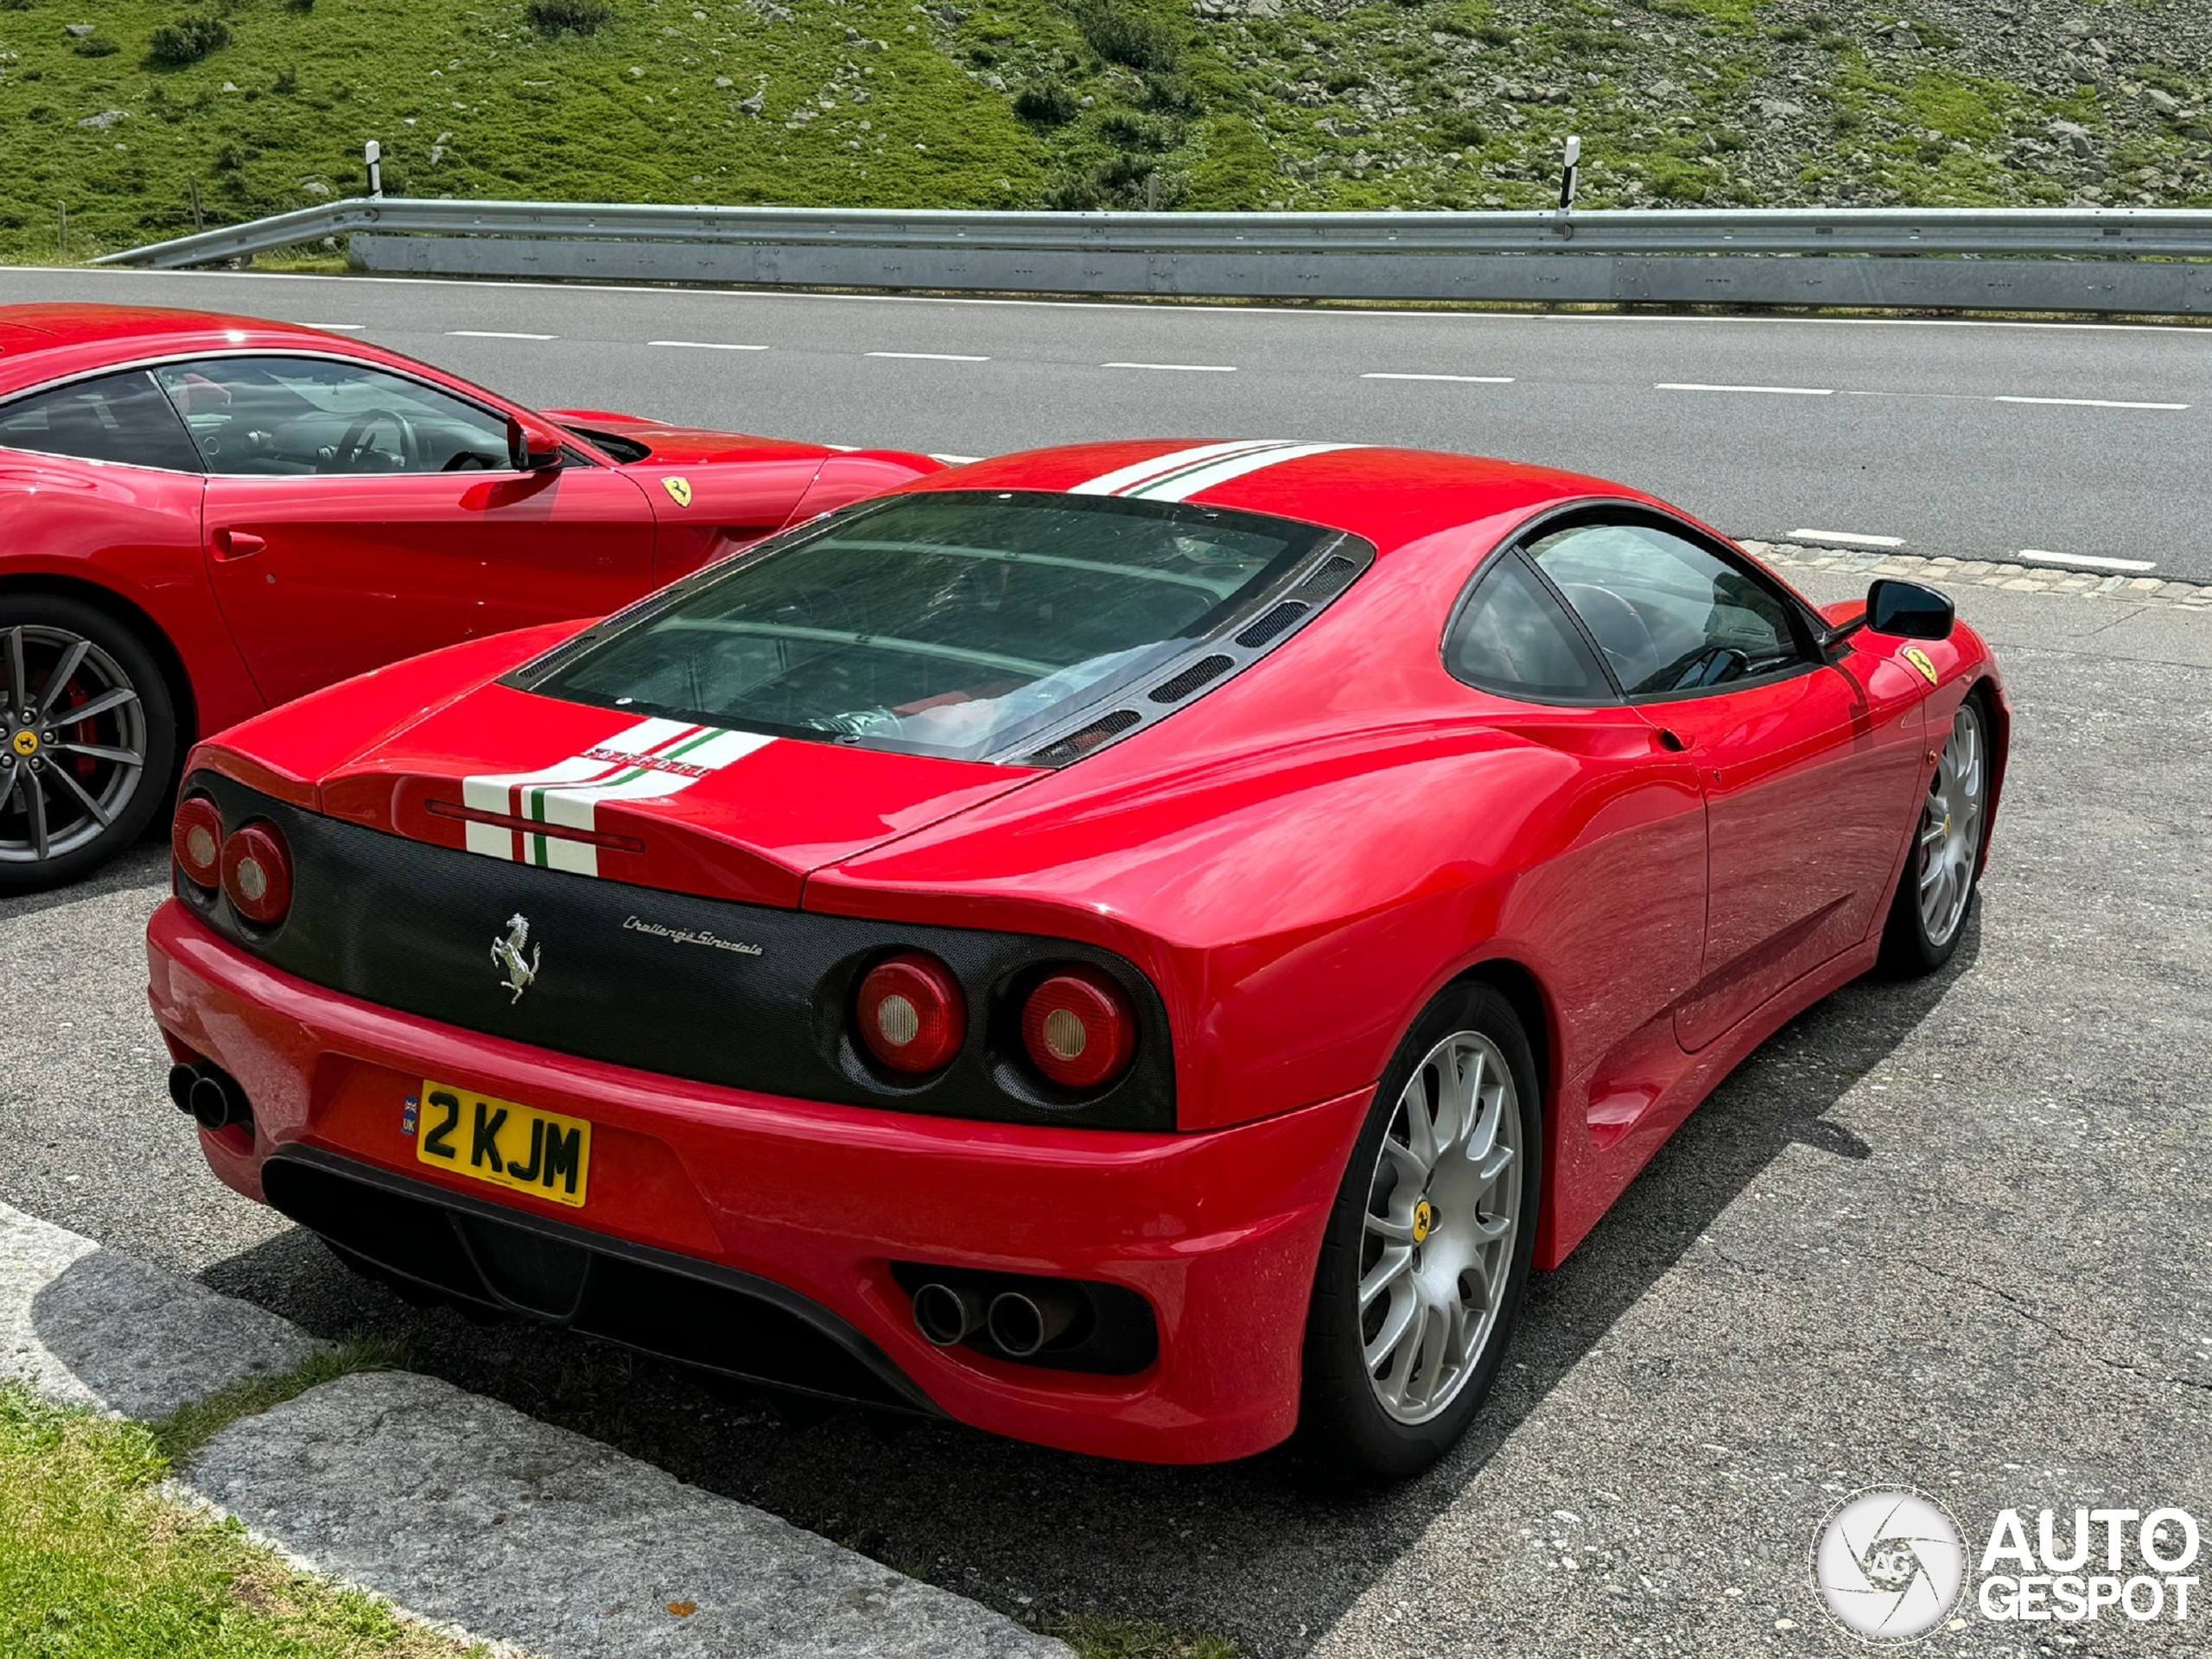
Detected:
[{"left": 3, "top": 564, "right": 2206, "bottom": 1657}]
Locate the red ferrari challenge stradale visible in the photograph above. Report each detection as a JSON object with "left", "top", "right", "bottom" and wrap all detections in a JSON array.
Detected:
[
  {"left": 0, "top": 302, "right": 938, "bottom": 890},
  {"left": 146, "top": 439, "right": 2009, "bottom": 1476}
]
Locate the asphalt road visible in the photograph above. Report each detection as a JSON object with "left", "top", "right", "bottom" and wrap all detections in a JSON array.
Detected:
[
  {"left": 2, "top": 569, "right": 2206, "bottom": 1657},
  {"left": 3, "top": 264, "right": 2209, "bottom": 582}
]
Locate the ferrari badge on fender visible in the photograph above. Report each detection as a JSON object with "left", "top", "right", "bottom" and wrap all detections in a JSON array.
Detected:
[
  {"left": 661, "top": 476, "right": 694, "bottom": 508},
  {"left": 1903, "top": 645, "right": 1940, "bottom": 684}
]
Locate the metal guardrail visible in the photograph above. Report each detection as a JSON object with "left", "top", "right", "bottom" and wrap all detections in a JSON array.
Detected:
[{"left": 93, "top": 199, "right": 2212, "bottom": 315}]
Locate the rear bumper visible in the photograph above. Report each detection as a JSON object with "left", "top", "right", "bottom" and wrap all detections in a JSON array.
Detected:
[{"left": 146, "top": 899, "right": 1370, "bottom": 1463}]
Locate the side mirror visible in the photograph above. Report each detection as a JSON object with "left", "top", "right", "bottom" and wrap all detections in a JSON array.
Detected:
[
  {"left": 1864, "top": 578, "right": 1954, "bottom": 641},
  {"left": 506, "top": 416, "right": 564, "bottom": 473}
]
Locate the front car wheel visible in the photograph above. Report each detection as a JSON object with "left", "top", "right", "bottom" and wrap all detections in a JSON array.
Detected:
[{"left": 1880, "top": 697, "right": 1987, "bottom": 976}]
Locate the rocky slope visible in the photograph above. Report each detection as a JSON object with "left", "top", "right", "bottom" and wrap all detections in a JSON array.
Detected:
[{"left": 0, "top": 0, "right": 2205, "bottom": 264}]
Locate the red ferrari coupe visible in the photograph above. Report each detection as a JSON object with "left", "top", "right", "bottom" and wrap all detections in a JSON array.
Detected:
[
  {"left": 146, "top": 440, "right": 2007, "bottom": 1474},
  {"left": 0, "top": 303, "right": 938, "bottom": 890}
]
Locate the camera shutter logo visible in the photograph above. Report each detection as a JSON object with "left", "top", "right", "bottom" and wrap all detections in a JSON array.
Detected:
[{"left": 1813, "top": 1488, "right": 1967, "bottom": 1643}]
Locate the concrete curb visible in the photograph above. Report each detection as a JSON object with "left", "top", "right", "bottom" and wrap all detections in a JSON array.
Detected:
[
  {"left": 184, "top": 1370, "right": 1068, "bottom": 1659},
  {"left": 1, "top": 1199, "right": 322, "bottom": 1418},
  {"left": 2, "top": 1200, "right": 1069, "bottom": 1659},
  {"left": 1745, "top": 540, "right": 2212, "bottom": 610}
]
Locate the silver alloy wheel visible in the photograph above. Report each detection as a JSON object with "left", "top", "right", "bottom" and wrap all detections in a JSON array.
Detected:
[
  {"left": 1917, "top": 703, "right": 1986, "bottom": 949},
  {"left": 0, "top": 624, "right": 149, "bottom": 866},
  {"left": 1359, "top": 1028, "right": 1522, "bottom": 1426}
]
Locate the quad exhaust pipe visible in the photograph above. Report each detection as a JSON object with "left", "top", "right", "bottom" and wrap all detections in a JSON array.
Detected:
[
  {"left": 986, "top": 1286, "right": 1078, "bottom": 1358},
  {"left": 168, "top": 1060, "right": 252, "bottom": 1135},
  {"left": 910, "top": 1278, "right": 1082, "bottom": 1358},
  {"left": 911, "top": 1281, "right": 987, "bottom": 1347}
]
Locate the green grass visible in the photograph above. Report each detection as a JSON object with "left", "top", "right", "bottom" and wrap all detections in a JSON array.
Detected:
[
  {"left": 0, "top": 0, "right": 2207, "bottom": 263},
  {"left": 0, "top": 1381, "right": 480, "bottom": 1659},
  {"left": 151, "top": 1338, "right": 406, "bottom": 1465}
]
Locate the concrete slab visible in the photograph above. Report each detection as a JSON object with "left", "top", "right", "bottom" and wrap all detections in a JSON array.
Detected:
[
  {"left": 184, "top": 1369, "right": 1070, "bottom": 1659},
  {"left": 0, "top": 1199, "right": 322, "bottom": 1420}
]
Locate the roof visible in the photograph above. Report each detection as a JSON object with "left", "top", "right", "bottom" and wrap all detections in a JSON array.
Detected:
[
  {"left": 906, "top": 439, "right": 1656, "bottom": 556},
  {"left": 0, "top": 303, "right": 366, "bottom": 397}
]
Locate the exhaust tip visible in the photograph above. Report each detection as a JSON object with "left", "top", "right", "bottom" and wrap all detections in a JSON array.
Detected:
[
  {"left": 912, "top": 1281, "right": 978, "bottom": 1347},
  {"left": 187, "top": 1069, "right": 250, "bottom": 1135},
  {"left": 167, "top": 1064, "right": 200, "bottom": 1115},
  {"left": 986, "top": 1291, "right": 1049, "bottom": 1358}
]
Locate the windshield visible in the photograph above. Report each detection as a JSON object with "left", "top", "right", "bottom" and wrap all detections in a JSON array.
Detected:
[{"left": 528, "top": 492, "right": 1334, "bottom": 761}]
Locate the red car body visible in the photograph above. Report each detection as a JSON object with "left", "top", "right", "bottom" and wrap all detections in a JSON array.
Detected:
[
  {"left": 0, "top": 303, "right": 937, "bottom": 874},
  {"left": 145, "top": 441, "right": 2010, "bottom": 1465}
]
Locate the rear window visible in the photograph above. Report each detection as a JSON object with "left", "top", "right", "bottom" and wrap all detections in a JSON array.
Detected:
[{"left": 526, "top": 492, "right": 1337, "bottom": 761}]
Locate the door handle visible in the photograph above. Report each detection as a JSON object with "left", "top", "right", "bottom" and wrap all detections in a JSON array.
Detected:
[
  {"left": 1653, "top": 727, "right": 1690, "bottom": 753},
  {"left": 213, "top": 530, "right": 265, "bottom": 561}
]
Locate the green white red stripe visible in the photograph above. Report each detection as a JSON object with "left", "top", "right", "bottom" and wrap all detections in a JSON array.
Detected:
[
  {"left": 1069, "top": 440, "right": 1364, "bottom": 502},
  {"left": 461, "top": 718, "right": 772, "bottom": 875}
]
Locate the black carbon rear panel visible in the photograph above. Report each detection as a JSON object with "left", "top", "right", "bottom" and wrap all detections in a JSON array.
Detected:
[{"left": 181, "top": 772, "right": 1174, "bottom": 1130}]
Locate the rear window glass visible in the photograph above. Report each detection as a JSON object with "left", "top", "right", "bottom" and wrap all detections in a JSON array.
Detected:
[
  {"left": 0, "top": 370, "right": 202, "bottom": 472},
  {"left": 528, "top": 492, "right": 1333, "bottom": 761}
]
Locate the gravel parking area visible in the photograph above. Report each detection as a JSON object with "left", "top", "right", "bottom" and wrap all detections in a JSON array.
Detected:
[{"left": 3, "top": 562, "right": 2205, "bottom": 1658}]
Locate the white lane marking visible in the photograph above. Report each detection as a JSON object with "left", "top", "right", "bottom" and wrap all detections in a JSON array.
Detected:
[
  {"left": 2012, "top": 550, "right": 2158, "bottom": 573},
  {"left": 1102, "top": 360, "right": 1237, "bottom": 372},
  {"left": 1362, "top": 372, "right": 1516, "bottom": 384},
  {"left": 35, "top": 266, "right": 2207, "bottom": 334},
  {"left": 1993, "top": 396, "right": 2190, "bottom": 410},
  {"left": 1789, "top": 529, "right": 1906, "bottom": 549},
  {"left": 867, "top": 350, "right": 989, "bottom": 361},
  {"left": 1656, "top": 382, "right": 1834, "bottom": 396},
  {"left": 448, "top": 329, "right": 558, "bottom": 340},
  {"left": 650, "top": 339, "right": 769, "bottom": 351},
  {"left": 305, "top": 322, "right": 365, "bottom": 331}
]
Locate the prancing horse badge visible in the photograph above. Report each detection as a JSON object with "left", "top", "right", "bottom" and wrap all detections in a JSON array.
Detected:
[
  {"left": 661, "top": 476, "right": 693, "bottom": 508},
  {"left": 1902, "top": 645, "right": 1939, "bottom": 685}
]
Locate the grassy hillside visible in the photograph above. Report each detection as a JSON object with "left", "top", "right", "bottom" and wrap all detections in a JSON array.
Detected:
[{"left": 1, "top": 0, "right": 2207, "bottom": 263}]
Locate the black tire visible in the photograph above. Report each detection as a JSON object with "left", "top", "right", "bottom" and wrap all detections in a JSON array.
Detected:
[
  {"left": 0, "top": 593, "right": 179, "bottom": 893},
  {"left": 1297, "top": 980, "right": 1542, "bottom": 1480},
  {"left": 1878, "top": 697, "right": 1988, "bottom": 978}
]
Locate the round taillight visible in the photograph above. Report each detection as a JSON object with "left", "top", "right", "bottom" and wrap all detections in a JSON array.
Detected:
[
  {"left": 1020, "top": 969, "right": 1136, "bottom": 1091},
  {"left": 855, "top": 953, "right": 965, "bottom": 1074},
  {"left": 219, "top": 822, "right": 293, "bottom": 927},
  {"left": 173, "top": 795, "right": 224, "bottom": 888}
]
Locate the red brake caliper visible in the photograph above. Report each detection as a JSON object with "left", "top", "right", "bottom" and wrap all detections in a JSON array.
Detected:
[{"left": 61, "top": 680, "right": 98, "bottom": 789}]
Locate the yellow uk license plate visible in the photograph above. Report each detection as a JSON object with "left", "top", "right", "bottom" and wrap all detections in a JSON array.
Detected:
[{"left": 413, "top": 1080, "right": 591, "bottom": 1209}]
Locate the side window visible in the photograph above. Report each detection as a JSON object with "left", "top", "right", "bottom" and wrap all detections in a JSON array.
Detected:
[
  {"left": 152, "top": 356, "right": 513, "bottom": 477},
  {"left": 1529, "top": 522, "right": 1803, "bottom": 696},
  {"left": 1445, "top": 552, "right": 1617, "bottom": 703},
  {"left": 0, "top": 371, "right": 202, "bottom": 473}
]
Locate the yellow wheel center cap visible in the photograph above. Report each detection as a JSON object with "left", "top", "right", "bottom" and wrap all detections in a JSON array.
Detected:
[
  {"left": 1412, "top": 1199, "right": 1435, "bottom": 1245},
  {"left": 9, "top": 729, "right": 36, "bottom": 759}
]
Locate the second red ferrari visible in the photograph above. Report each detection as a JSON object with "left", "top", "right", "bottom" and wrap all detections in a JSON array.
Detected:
[{"left": 0, "top": 303, "right": 938, "bottom": 889}]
